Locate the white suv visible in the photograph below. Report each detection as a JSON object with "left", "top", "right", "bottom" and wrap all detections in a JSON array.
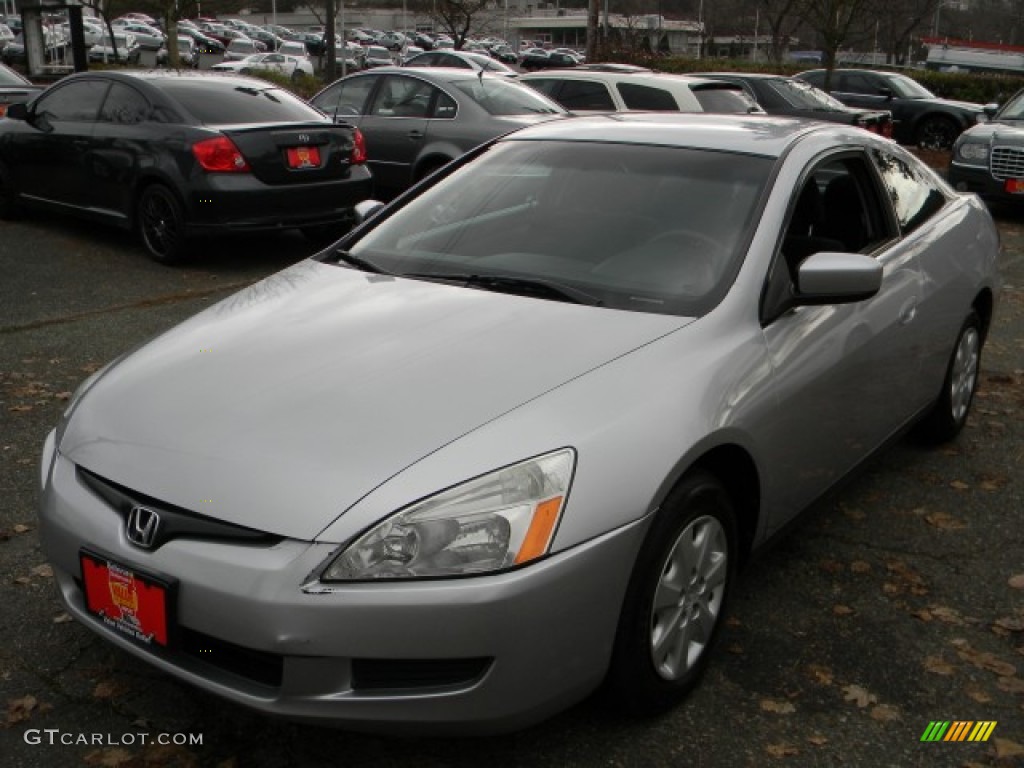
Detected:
[{"left": 519, "top": 69, "right": 762, "bottom": 114}]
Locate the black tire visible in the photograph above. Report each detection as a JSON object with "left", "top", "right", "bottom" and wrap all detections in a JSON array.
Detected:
[
  {"left": 0, "top": 161, "right": 20, "bottom": 219},
  {"left": 137, "top": 184, "right": 188, "bottom": 264},
  {"left": 916, "top": 115, "right": 959, "bottom": 151},
  {"left": 916, "top": 311, "right": 983, "bottom": 443},
  {"left": 606, "top": 470, "right": 737, "bottom": 716}
]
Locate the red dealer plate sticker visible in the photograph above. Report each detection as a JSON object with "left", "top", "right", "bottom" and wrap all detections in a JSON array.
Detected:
[
  {"left": 286, "top": 146, "right": 321, "bottom": 169},
  {"left": 80, "top": 550, "right": 174, "bottom": 648},
  {"left": 1005, "top": 179, "right": 1024, "bottom": 194}
]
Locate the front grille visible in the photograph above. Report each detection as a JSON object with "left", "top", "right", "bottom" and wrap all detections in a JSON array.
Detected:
[
  {"left": 352, "top": 657, "right": 492, "bottom": 691},
  {"left": 990, "top": 146, "right": 1024, "bottom": 179}
]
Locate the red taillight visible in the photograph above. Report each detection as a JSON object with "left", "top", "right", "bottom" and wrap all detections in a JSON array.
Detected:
[
  {"left": 351, "top": 128, "right": 367, "bottom": 165},
  {"left": 191, "top": 136, "right": 250, "bottom": 173},
  {"left": 882, "top": 121, "right": 893, "bottom": 139}
]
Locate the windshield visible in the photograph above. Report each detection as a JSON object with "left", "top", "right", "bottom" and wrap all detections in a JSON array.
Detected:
[
  {"left": 344, "top": 140, "right": 772, "bottom": 317},
  {"left": 996, "top": 91, "right": 1024, "bottom": 119},
  {"left": 449, "top": 77, "right": 563, "bottom": 115},
  {"left": 768, "top": 78, "right": 847, "bottom": 110},
  {"left": 887, "top": 73, "right": 935, "bottom": 99}
]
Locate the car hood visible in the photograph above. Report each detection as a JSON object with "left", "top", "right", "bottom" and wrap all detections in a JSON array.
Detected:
[
  {"left": 962, "top": 120, "right": 1024, "bottom": 140},
  {"left": 62, "top": 260, "right": 687, "bottom": 541}
]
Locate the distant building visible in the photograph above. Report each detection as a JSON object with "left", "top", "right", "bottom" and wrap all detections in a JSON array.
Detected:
[{"left": 923, "top": 36, "right": 1024, "bottom": 75}]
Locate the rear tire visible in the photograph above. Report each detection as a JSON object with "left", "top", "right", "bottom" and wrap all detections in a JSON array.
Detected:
[
  {"left": 916, "top": 115, "right": 959, "bottom": 151},
  {"left": 137, "top": 184, "right": 188, "bottom": 264},
  {"left": 916, "top": 311, "right": 982, "bottom": 443},
  {"left": 606, "top": 470, "right": 737, "bottom": 716}
]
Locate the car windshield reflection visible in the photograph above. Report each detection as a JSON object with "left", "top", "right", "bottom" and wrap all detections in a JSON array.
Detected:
[{"left": 345, "top": 140, "right": 772, "bottom": 316}]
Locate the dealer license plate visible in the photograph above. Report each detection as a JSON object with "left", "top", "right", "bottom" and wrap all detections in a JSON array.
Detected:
[
  {"left": 286, "top": 146, "right": 321, "bottom": 169},
  {"left": 80, "top": 550, "right": 174, "bottom": 648}
]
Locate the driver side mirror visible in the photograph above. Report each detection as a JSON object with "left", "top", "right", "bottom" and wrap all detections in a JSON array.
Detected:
[
  {"left": 5, "top": 101, "right": 28, "bottom": 121},
  {"left": 878, "top": 87, "right": 894, "bottom": 101}
]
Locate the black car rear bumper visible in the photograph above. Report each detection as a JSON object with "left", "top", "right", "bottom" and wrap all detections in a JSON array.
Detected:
[{"left": 183, "top": 166, "right": 374, "bottom": 235}]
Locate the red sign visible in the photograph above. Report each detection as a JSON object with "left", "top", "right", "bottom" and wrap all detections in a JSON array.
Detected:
[
  {"left": 80, "top": 551, "right": 172, "bottom": 648},
  {"left": 286, "top": 146, "right": 321, "bottom": 169}
]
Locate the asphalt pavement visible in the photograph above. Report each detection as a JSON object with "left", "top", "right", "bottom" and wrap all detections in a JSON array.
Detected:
[{"left": 0, "top": 208, "right": 1022, "bottom": 768}]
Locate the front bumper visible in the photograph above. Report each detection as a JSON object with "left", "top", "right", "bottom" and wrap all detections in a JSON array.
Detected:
[
  {"left": 947, "top": 160, "right": 1024, "bottom": 204},
  {"left": 39, "top": 443, "right": 647, "bottom": 734}
]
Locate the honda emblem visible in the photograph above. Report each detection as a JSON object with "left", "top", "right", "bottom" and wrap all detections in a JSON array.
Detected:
[{"left": 126, "top": 506, "right": 160, "bottom": 549}]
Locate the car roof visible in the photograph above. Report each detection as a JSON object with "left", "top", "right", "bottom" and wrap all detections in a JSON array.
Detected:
[
  {"left": 518, "top": 70, "right": 732, "bottom": 88},
  {"left": 496, "top": 112, "right": 822, "bottom": 158}
]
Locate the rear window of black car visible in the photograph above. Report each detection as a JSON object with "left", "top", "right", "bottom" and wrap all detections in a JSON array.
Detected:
[
  {"left": 156, "top": 80, "right": 327, "bottom": 124},
  {"left": 691, "top": 85, "right": 758, "bottom": 113}
]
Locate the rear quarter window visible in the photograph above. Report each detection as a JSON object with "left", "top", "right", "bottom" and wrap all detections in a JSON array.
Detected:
[
  {"left": 617, "top": 83, "right": 680, "bottom": 111},
  {"left": 691, "top": 85, "right": 758, "bottom": 113}
]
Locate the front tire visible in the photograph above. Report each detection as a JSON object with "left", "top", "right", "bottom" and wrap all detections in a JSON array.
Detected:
[
  {"left": 917, "top": 311, "right": 982, "bottom": 443},
  {"left": 137, "top": 184, "right": 187, "bottom": 264},
  {"left": 606, "top": 470, "right": 736, "bottom": 716}
]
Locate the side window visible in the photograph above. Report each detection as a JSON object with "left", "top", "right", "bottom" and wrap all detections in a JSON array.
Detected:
[
  {"left": 443, "top": 54, "right": 472, "bottom": 69},
  {"left": 312, "top": 76, "right": 376, "bottom": 117},
  {"left": 414, "top": 53, "right": 439, "bottom": 67},
  {"left": 871, "top": 148, "right": 948, "bottom": 235},
  {"left": 617, "top": 83, "right": 678, "bottom": 111},
  {"left": 370, "top": 76, "right": 433, "bottom": 117},
  {"left": 432, "top": 91, "right": 457, "bottom": 119},
  {"left": 34, "top": 80, "right": 109, "bottom": 123},
  {"left": 556, "top": 80, "right": 615, "bottom": 111},
  {"left": 800, "top": 71, "right": 825, "bottom": 89},
  {"left": 839, "top": 72, "right": 879, "bottom": 95},
  {"left": 692, "top": 86, "right": 758, "bottom": 113},
  {"left": 98, "top": 82, "right": 150, "bottom": 125}
]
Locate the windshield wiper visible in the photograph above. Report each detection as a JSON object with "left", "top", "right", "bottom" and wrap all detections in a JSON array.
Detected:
[
  {"left": 404, "top": 272, "right": 603, "bottom": 306},
  {"left": 333, "top": 249, "right": 391, "bottom": 275}
]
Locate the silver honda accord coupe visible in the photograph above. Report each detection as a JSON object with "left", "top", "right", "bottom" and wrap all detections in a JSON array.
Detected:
[{"left": 39, "top": 113, "right": 999, "bottom": 733}]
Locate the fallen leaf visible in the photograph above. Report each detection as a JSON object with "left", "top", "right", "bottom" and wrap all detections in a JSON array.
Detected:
[
  {"left": 994, "top": 738, "right": 1024, "bottom": 759},
  {"left": 833, "top": 604, "right": 854, "bottom": 616},
  {"left": 924, "top": 655, "right": 956, "bottom": 676},
  {"left": 995, "top": 616, "right": 1024, "bottom": 633},
  {"left": 966, "top": 687, "right": 992, "bottom": 703},
  {"left": 1010, "top": 574, "right": 1024, "bottom": 590},
  {"left": 54, "top": 391, "right": 72, "bottom": 401},
  {"left": 5, "top": 695, "right": 38, "bottom": 726},
  {"left": 949, "top": 480, "right": 970, "bottom": 491},
  {"left": 12, "top": 524, "right": 30, "bottom": 534},
  {"left": 997, "top": 676, "right": 1024, "bottom": 694},
  {"left": 819, "top": 559, "right": 844, "bottom": 574},
  {"left": 92, "top": 680, "right": 126, "bottom": 700},
  {"left": 957, "top": 645, "right": 1017, "bottom": 677},
  {"left": 30, "top": 564, "right": 53, "bottom": 579},
  {"left": 52, "top": 613, "right": 72, "bottom": 624},
  {"left": 924, "top": 511, "right": 967, "bottom": 530},
  {"left": 725, "top": 616, "right": 742, "bottom": 628},
  {"left": 12, "top": 577, "right": 30, "bottom": 586},
  {"left": 726, "top": 643, "right": 744, "bottom": 655},
  {"left": 870, "top": 704, "right": 900, "bottom": 722},
  {"left": 765, "top": 743, "right": 799, "bottom": 758},
  {"left": 760, "top": 698, "right": 796, "bottom": 714},
  {"left": 930, "top": 606, "right": 967, "bottom": 625},
  {"left": 807, "top": 664, "right": 833, "bottom": 686},
  {"left": 83, "top": 748, "right": 133, "bottom": 768},
  {"left": 807, "top": 734, "right": 828, "bottom": 746},
  {"left": 850, "top": 560, "right": 871, "bottom": 574},
  {"left": 913, "top": 609, "right": 934, "bottom": 622},
  {"left": 7, "top": 405, "right": 32, "bottom": 413},
  {"left": 842, "top": 683, "right": 878, "bottom": 708}
]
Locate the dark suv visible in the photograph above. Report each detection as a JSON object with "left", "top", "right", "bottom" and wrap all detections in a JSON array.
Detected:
[{"left": 796, "top": 68, "right": 982, "bottom": 149}]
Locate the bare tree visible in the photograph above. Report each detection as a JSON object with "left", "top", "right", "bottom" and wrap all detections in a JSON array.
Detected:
[
  {"left": 871, "top": 0, "right": 940, "bottom": 64},
  {"left": 797, "top": 0, "right": 874, "bottom": 89},
  {"left": 411, "top": 0, "right": 493, "bottom": 49},
  {"left": 757, "top": 0, "right": 803, "bottom": 65},
  {"left": 586, "top": 0, "right": 599, "bottom": 60}
]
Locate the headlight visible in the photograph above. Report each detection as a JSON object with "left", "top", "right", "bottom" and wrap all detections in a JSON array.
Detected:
[
  {"left": 320, "top": 448, "right": 576, "bottom": 581},
  {"left": 957, "top": 142, "right": 989, "bottom": 163}
]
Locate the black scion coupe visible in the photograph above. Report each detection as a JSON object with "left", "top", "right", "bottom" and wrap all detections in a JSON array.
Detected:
[{"left": 0, "top": 70, "right": 373, "bottom": 263}]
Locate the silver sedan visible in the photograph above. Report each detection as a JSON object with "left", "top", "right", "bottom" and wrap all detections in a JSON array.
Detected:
[{"left": 39, "top": 114, "right": 999, "bottom": 734}]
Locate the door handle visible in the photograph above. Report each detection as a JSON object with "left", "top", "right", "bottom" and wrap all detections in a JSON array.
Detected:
[{"left": 407, "top": 130, "right": 424, "bottom": 140}]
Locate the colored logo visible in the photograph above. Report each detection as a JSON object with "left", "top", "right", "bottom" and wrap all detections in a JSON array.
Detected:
[{"left": 920, "top": 721, "right": 997, "bottom": 742}]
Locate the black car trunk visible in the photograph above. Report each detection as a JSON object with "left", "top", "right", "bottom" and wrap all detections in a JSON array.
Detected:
[{"left": 218, "top": 122, "right": 358, "bottom": 185}]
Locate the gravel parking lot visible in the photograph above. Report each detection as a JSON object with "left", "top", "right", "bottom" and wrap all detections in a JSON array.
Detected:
[{"left": 0, "top": 209, "right": 1021, "bottom": 768}]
